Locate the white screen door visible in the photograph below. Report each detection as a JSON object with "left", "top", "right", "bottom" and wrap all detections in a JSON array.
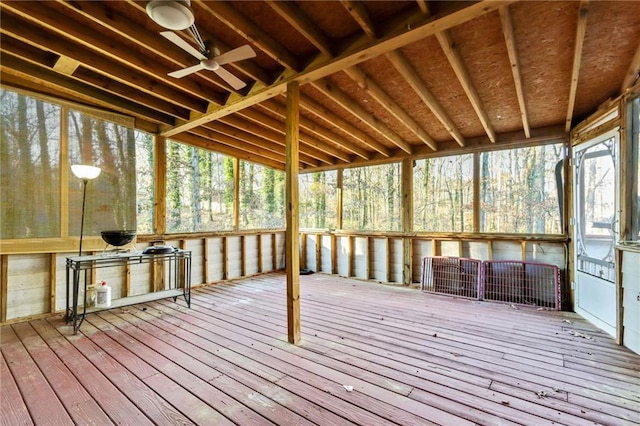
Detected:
[{"left": 573, "top": 131, "right": 619, "bottom": 336}]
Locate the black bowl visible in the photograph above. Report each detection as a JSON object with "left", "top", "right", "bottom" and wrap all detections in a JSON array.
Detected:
[{"left": 101, "top": 230, "right": 136, "bottom": 246}]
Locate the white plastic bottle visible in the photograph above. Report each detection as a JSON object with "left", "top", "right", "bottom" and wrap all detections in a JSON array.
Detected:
[{"left": 96, "top": 280, "right": 112, "bottom": 308}]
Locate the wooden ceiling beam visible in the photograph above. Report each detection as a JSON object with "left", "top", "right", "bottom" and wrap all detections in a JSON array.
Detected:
[
  {"left": 0, "top": 55, "right": 173, "bottom": 125},
  {"left": 311, "top": 79, "right": 413, "bottom": 154},
  {"left": 621, "top": 41, "right": 640, "bottom": 94},
  {"left": 435, "top": 30, "right": 495, "bottom": 143},
  {"left": 565, "top": 0, "right": 589, "bottom": 132},
  {"left": 2, "top": 36, "right": 189, "bottom": 121},
  {"left": 0, "top": 13, "right": 209, "bottom": 114},
  {"left": 416, "top": 0, "right": 430, "bottom": 15},
  {"left": 265, "top": 1, "right": 333, "bottom": 57},
  {"left": 340, "top": 0, "right": 377, "bottom": 39},
  {"left": 258, "top": 99, "right": 362, "bottom": 162},
  {"left": 499, "top": 6, "right": 530, "bottom": 139},
  {"left": 0, "top": 2, "right": 226, "bottom": 107},
  {"left": 194, "top": 0, "right": 299, "bottom": 71},
  {"left": 59, "top": 0, "right": 268, "bottom": 91},
  {"left": 299, "top": 95, "right": 391, "bottom": 158},
  {"left": 386, "top": 50, "right": 465, "bottom": 147},
  {"left": 161, "top": 1, "right": 508, "bottom": 136},
  {"left": 178, "top": 130, "right": 285, "bottom": 170},
  {"left": 344, "top": 66, "right": 437, "bottom": 151},
  {"left": 217, "top": 114, "right": 336, "bottom": 165},
  {"left": 201, "top": 121, "right": 319, "bottom": 167},
  {"left": 211, "top": 118, "right": 330, "bottom": 166}
]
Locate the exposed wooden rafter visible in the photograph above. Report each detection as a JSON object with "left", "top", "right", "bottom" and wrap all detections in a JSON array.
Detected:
[
  {"left": 311, "top": 78, "right": 413, "bottom": 154},
  {"left": 160, "top": 1, "right": 508, "bottom": 138},
  {"left": 565, "top": 0, "right": 589, "bottom": 133},
  {"left": 436, "top": 30, "right": 496, "bottom": 143},
  {"left": 1, "top": 1, "right": 225, "bottom": 107},
  {"left": 386, "top": 50, "right": 465, "bottom": 147},
  {"left": 499, "top": 6, "right": 531, "bottom": 138},
  {"left": 220, "top": 110, "right": 346, "bottom": 164},
  {"left": 621, "top": 37, "right": 640, "bottom": 93},
  {"left": 249, "top": 100, "right": 357, "bottom": 162},
  {"left": 340, "top": 0, "right": 377, "bottom": 39},
  {"left": 265, "top": 1, "right": 333, "bottom": 57},
  {"left": 343, "top": 66, "right": 437, "bottom": 151},
  {"left": 194, "top": 0, "right": 300, "bottom": 72},
  {"left": 299, "top": 95, "right": 392, "bottom": 158}
]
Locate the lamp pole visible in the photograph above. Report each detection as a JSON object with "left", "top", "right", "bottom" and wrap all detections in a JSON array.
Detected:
[
  {"left": 78, "top": 178, "right": 88, "bottom": 256},
  {"left": 71, "top": 164, "right": 101, "bottom": 256}
]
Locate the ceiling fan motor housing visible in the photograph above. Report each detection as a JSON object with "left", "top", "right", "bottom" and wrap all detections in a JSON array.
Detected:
[
  {"left": 146, "top": 0, "right": 195, "bottom": 31},
  {"left": 202, "top": 59, "right": 220, "bottom": 71}
]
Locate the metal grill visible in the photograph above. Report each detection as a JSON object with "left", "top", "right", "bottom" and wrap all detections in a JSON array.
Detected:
[
  {"left": 421, "top": 257, "right": 481, "bottom": 299},
  {"left": 421, "top": 257, "right": 561, "bottom": 310}
]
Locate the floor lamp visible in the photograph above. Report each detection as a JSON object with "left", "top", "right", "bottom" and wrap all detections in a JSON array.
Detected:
[{"left": 71, "top": 165, "right": 101, "bottom": 256}]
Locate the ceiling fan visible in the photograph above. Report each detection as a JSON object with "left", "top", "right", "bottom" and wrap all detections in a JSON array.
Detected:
[{"left": 146, "top": 0, "right": 256, "bottom": 90}]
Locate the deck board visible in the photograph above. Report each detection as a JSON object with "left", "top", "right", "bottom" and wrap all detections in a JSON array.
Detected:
[{"left": 1, "top": 272, "right": 639, "bottom": 425}]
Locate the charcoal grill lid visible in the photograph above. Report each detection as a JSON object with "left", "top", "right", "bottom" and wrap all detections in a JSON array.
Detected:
[{"left": 142, "top": 245, "right": 175, "bottom": 254}]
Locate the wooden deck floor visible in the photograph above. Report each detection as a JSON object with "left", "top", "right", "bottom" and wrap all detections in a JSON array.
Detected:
[{"left": 2, "top": 272, "right": 639, "bottom": 425}]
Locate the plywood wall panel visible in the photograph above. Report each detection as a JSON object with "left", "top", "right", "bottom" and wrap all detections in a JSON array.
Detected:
[
  {"left": 462, "top": 241, "right": 490, "bottom": 260},
  {"left": 244, "top": 235, "right": 259, "bottom": 276},
  {"left": 370, "top": 237, "right": 388, "bottom": 282},
  {"left": 320, "top": 235, "right": 332, "bottom": 273},
  {"left": 492, "top": 241, "right": 523, "bottom": 261},
  {"left": 353, "top": 237, "right": 368, "bottom": 279},
  {"left": 6, "top": 254, "right": 49, "bottom": 320},
  {"left": 336, "top": 236, "right": 350, "bottom": 277},
  {"left": 226, "top": 236, "right": 242, "bottom": 279}
]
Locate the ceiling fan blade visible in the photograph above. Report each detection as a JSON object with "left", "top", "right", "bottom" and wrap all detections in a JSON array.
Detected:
[
  {"left": 214, "top": 66, "right": 247, "bottom": 90},
  {"left": 160, "top": 31, "right": 206, "bottom": 61},
  {"left": 168, "top": 63, "right": 205, "bottom": 78},
  {"left": 215, "top": 45, "right": 256, "bottom": 66}
]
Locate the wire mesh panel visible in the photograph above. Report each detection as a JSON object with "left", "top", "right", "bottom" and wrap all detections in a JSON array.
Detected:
[
  {"left": 421, "top": 257, "right": 561, "bottom": 310},
  {"left": 483, "top": 261, "right": 561, "bottom": 310},
  {"left": 421, "top": 257, "right": 481, "bottom": 299}
]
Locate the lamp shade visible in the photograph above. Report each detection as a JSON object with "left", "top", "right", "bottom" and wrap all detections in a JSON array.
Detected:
[
  {"left": 71, "top": 164, "right": 101, "bottom": 180},
  {"left": 146, "top": 0, "right": 195, "bottom": 31}
]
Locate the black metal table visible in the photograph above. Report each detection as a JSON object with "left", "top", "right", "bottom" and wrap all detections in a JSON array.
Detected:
[{"left": 66, "top": 250, "right": 191, "bottom": 334}]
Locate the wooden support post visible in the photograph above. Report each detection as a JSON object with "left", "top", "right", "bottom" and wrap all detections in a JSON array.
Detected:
[
  {"left": 124, "top": 263, "right": 131, "bottom": 296},
  {"left": 316, "top": 233, "right": 322, "bottom": 272},
  {"left": 49, "top": 253, "right": 56, "bottom": 313},
  {"left": 331, "top": 234, "right": 337, "bottom": 275},
  {"left": 204, "top": 238, "right": 210, "bottom": 283},
  {"left": 348, "top": 235, "right": 354, "bottom": 277},
  {"left": 402, "top": 158, "right": 413, "bottom": 286},
  {"left": 257, "top": 234, "right": 263, "bottom": 274},
  {"left": 1, "top": 255, "right": 6, "bottom": 322},
  {"left": 233, "top": 158, "right": 240, "bottom": 231},
  {"left": 386, "top": 237, "right": 392, "bottom": 283},
  {"left": 473, "top": 152, "right": 481, "bottom": 233},
  {"left": 241, "top": 234, "right": 246, "bottom": 276},
  {"left": 301, "top": 233, "right": 307, "bottom": 270},
  {"left": 223, "top": 236, "right": 229, "bottom": 280},
  {"left": 155, "top": 135, "right": 167, "bottom": 235},
  {"left": 285, "top": 81, "right": 301, "bottom": 344},
  {"left": 336, "top": 169, "right": 343, "bottom": 230},
  {"left": 521, "top": 240, "right": 527, "bottom": 262},
  {"left": 366, "top": 236, "right": 372, "bottom": 280},
  {"left": 272, "top": 233, "right": 277, "bottom": 271}
]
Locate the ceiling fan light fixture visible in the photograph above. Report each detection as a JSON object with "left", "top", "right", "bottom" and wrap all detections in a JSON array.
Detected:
[{"left": 146, "top": 0, "right": 195, "bottom": 31}]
